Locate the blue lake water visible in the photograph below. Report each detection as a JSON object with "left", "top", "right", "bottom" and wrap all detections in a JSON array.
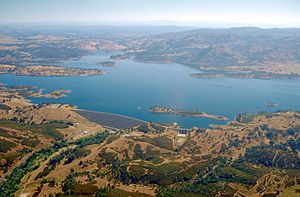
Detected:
[{"left": 1, "top": 51, "right": 300, "bottom": 128}]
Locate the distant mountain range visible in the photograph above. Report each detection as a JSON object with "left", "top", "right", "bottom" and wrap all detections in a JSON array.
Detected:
[{"left": 124, "top": 27, "right": 300, "bottom": 68}]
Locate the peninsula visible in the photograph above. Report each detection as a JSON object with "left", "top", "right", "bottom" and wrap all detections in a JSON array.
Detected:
[
  {"left": 0, "top": 65, "right": 104, "bottom": 77},
  {"left": 0, "top": 84, "right": 71, "bottom": 99},
  {"left": 190, "top": 70, "right": 300, "bottom": 79},
  {"left": 150, "top": 106, "right": 228, "bottom": 121}
]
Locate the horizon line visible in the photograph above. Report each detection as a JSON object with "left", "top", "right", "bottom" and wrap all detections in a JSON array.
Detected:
[{"left": 0, "top": 20, "right": 299, "bottom": 28}]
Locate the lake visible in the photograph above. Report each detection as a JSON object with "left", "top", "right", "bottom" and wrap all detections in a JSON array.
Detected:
[{"left": 1, "top": 51, "right": 300, "bottom": 128}]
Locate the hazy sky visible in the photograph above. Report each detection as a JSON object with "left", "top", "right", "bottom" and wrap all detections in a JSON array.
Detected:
[{"left": 0, "top": 0, "right": 299, "bottom": 27}]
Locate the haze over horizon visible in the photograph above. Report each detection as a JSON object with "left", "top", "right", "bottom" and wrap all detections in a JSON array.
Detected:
[{"left": 0, "top": 0, "right": 299, "bottom": 28}]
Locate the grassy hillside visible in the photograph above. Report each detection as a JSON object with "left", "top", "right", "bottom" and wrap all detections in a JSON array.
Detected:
[{"left": 1, "top": 111, "right": 298, "bottom": 196}]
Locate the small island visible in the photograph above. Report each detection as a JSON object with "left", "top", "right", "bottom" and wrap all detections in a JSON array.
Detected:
[
  {"left": 266, "top": 101, "right": 278, "bottom": 107},
  {"left": 10, "top": 85, "right": 36, "bottom": 90},
  {"left": 150, "top": 106, "right": 228, "bottom": 121},
  {"left": 96, "top": 61, "right": 116, "bottom": 67},
  {"left": 110, "top": 54, "right": 130, "bottom": 60},
  {"left": 31, "top": 89, "right": 72, "bottom": 99}
]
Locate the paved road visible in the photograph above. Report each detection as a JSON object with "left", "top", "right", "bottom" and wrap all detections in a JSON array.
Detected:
[{"left": 74, "top": 109, "right": 147, "bottom": 129}]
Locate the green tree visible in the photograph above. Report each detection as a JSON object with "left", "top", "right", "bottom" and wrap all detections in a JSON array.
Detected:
[
  {"left": 133, "top": 144, "right": 144, "bottom": 160},
  {"left": 62, "top": 175, "right": 76, "bottom": 195}
]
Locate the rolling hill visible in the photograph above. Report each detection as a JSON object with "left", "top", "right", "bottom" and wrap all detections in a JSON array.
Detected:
[{"left": 124, "top": 27, "right": 300, "bottom": 68}]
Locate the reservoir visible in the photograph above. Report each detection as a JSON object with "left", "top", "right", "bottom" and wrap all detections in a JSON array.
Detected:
[{"left": 1, "top": 51, "right": 300, "bottom": 128}]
